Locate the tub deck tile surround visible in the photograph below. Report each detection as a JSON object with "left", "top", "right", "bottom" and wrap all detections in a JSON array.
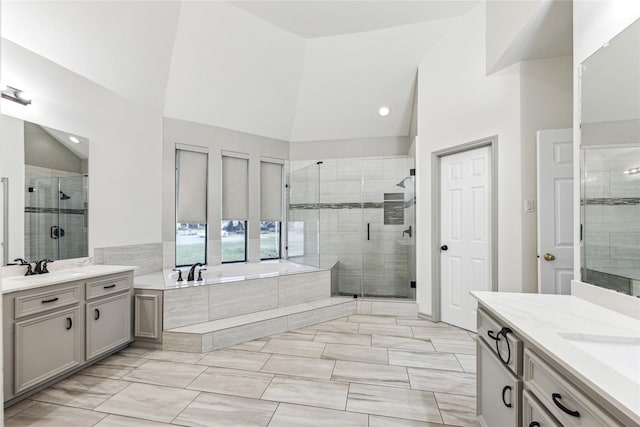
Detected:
[{"left": 5, "top": 315, "right": 478, "bottom": 426}]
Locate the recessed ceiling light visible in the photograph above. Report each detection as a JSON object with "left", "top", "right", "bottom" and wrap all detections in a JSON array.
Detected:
[
  {"left": 69, "top": 136, "right": 80, "bottom": 144},
  {"left": 378, "top": 106, "right": 390, "bottom": 117}
]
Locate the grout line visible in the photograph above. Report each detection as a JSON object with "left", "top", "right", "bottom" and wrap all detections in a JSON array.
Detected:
[{"left": 169, "top": 390, "right": 201, "bottom": 425}]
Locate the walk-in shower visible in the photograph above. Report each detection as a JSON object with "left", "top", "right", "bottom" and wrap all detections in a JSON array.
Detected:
[{"left": 287, "top": 156, "right": 416, "bottom": 299}]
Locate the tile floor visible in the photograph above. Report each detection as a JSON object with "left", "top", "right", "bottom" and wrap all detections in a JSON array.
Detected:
[{"left": 4, "top": 315, "right": 479, "bottom": 427}]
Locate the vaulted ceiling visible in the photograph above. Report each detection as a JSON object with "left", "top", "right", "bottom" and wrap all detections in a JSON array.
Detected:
[{"left": 1, "top": 1, "right": 571, "bottom": 142}]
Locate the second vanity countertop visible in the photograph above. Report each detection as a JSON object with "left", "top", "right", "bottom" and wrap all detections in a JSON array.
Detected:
[
  {"left": 472, "top": 291, "right": 640, "bottom": 425},
  {"left": 2, "top": 265, "right": 137, "bottom": 294}
]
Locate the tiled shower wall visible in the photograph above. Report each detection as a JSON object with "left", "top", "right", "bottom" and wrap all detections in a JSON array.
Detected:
[
  {"left": 24, "top": 165, "right": 88, "bottom": 261},
  {"left": 289, "top": 156, "right": 415, "bottom": 298},
  {"left": 583, "top": 146, "right": 640, "bottom": 285}
]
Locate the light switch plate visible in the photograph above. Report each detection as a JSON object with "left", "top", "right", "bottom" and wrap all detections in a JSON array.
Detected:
[{"left": 524, "top": 199, "right": 536, "bottom": 213}]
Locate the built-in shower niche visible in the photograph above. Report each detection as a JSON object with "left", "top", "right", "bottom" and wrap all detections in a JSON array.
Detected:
[{"left": 287, "top": 156, "right": 416, "bottom": 300}]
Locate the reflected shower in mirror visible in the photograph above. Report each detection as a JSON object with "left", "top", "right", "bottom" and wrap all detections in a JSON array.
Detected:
[{"left": 580, "top": 18, "right": 640, "bottom": 296}]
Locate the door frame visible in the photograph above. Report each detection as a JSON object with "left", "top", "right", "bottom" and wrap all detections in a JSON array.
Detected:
[{"left": 431, "top": 136, "right": 499, "bottom": 322}]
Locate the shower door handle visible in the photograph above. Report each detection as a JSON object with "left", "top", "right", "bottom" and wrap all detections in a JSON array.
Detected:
[
  {"left": 50, "top": 226, "right": 59, "bottom": 239},
  {"left": 367, "top": 223, "right": 370, "bottom": 241}
]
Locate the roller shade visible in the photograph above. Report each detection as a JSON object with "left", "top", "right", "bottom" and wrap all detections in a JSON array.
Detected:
[
  {"left": 222, "top": 155, "right": 248, "bottom": 220},
  {"left": 261, "top": 161, "right": 283, "bottom": 221},
  {"left": 176, "top": 149, "right": 207, "bottom": 223}
]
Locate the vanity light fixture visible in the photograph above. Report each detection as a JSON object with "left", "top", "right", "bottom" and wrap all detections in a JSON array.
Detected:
[
  {"left": 69, "top": 136, "right": 80, "bottom": 144},
  {"left": 378, "top": 106, "right": 390, "bottom": 117},
  {"left": 624, "top": 167, "right": 640, "bottom": 175},
  {"left": 0, "top": 84, "right": 32, "bottom": 106}
]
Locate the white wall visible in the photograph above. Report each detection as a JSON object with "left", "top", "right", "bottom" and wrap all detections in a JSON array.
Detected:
[
  {"left": 571, "top": 0, "right": 640, "bottom": 310},
  {"left": 290, "top": 136, "right": 410, "bottom": 160},
  {"left": 0, "top": 115, "right": 24, "bottom": 263},
  {"left": 416, "top": 2, "right": 523, "bottom": 316},
  {"left": 519, "top": 56, "right": 573, "bottom": 293},
  {"left": 1, "top": 39, "right": 163, "bottom": 251},
  {"left": 164, "top": 1, "right": 305, "bottom": 142}
]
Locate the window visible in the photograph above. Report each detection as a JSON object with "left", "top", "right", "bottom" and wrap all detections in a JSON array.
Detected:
[
  {"left": 260, "top": 160, "right": 283, "bottom": 260},
  {"left": 175, "top": 149, "right": 207, "bottom": 266},
  {"left": 222, "top": 155, "right": 248, "bottom": 263}
]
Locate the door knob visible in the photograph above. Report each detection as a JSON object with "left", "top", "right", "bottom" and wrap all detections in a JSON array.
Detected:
[
  {"left": 543, "top": 253, "right": 556, "bottom": 261},
  {"left": 440, "top": 245, "right": 448, "bottom": 251}
]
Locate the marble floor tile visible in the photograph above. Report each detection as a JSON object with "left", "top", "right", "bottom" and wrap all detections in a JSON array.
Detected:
[
  {"left": 97, "top": 355, "right": 147, "bottom": 369},
  {"left": 269, "top": 329, "right": 318, "bottom": 341},
  {"left": 173, "top": 391, "right": 277, "bottom": 427},
  {"left": 5, "top": 402, "right": 107, "bottom": 426},
  {"left": 388, "top": 350, "right": 463, "bottom": 371},
  {"left": 372, "top": 335, "right": 435, "bottom": 352},
  {"left": 269, "top": 403, "right": 368, "bottom": 427},
  {"left": 314, "top": 331, "right": 372, "bottom": 346},
  {"left": 348, "top": 315, "right": 397, "bottom": 324},
  {"left": 306, "top": 322, "right": 360, "bottom": 334},
  {"left": 408, "top": 368, "right": 476, "bottom": 396},
  {"left": 261, "top": 376, "right": 349, "bottom": 410},
  {"left": 122, "top": 360, "right": 206, "bottom": 388},
  {"left": 369, "top": 415, "right": 456, "bottom": 427},
  {"left": 187, "top": 367, "right": 274, "bottom": 398},
  {"left": 333, "top": 360, "right": 409, "bottom": 388},
  {"left": 94, "top": 383, "right": 199, "bottom": 423},
  {"left": 395, "top": 318, "right": 451, "bottom": 328},
  {"left": 412, "top": 327, "right": 473, "bottom": 341},
  {"left": 435, "top": 393, "right": 479, "bottom": 426},
  {"left": 346, "top": 383, "right": 442, "bottom": 423},
  {"left": 30, "top": 374, "right": 130, "bottom": 410},
  {"left": 94, "top": 414, "right": 175, "bottom": 426},
  {"left": 3, "top": 399, "right": 36, "bottom": 419},
  {"left": 455, "top": 354, "right": 477, "bottom": 373},
  {"left": 261, "top": 338, "right": 326, "bottom": 358},
  {"left": 430, "top": 339, "right": 476, "bottom": 355},
  {"left": 198, "top": 349, "right": 271, "bottom": 371},
  {"left": 261, "top": 354, "right": 335, "bottom": 380},
  {"left": 117, "top": 347, "right": 150, "bottom": 358},
  {"left": 228, "top": 339, "right": 268, "bottom": 352},
  {"left": 142, "top": 350, "right": 206, "bottom": 364},
  {"left": 322, "top": 343, "right": 388, "bottom": 364},
  {"left": 79, "top": 364, "right": 133, "bottom": 380},
  {"left": 358, "top": 324, "right": 414, "bottom": 338}
]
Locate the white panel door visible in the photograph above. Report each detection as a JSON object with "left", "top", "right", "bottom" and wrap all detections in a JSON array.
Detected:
[
  {"left": 441, "top": 146, "right": 491, "bottom": 331},
  {"left": 537, "top": 129, "right": 574, "bottom": 294}
]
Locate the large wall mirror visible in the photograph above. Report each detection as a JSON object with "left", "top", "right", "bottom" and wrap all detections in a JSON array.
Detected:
[
  {"left": 580, "top": 18, "right": 640, "bottom": 296},
  {"left": 1, "top": 114, "right": 89, "bottom": 265}
]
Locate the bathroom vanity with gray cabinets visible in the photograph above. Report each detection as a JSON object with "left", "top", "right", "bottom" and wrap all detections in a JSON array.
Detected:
[
  {"left": 473, "top": 291, "right": 639, "bottom": 427},
  {"left": 2, "top": 266, "right": 134, "bottom": 405}
]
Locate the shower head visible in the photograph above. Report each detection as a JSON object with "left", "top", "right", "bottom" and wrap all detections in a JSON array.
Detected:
[
  {"left": 59, "top": 191, "right": 71, "bottom": 200},
  {"left": 396, "top": 177, "right": 411, "bottom": 188}
]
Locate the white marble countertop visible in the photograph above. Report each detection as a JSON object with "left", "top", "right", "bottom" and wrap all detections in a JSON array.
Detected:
[
  {"left": 472, "top": 291, "right": 640, "bottom": 425},
  {"left": 2, "top": 265, "right": 137, "bottom": 294}
]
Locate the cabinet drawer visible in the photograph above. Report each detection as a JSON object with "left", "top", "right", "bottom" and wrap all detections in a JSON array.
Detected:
[
  {"left": 524, "top": 349, "right": 624, "bottom": 427},
  {"left": 478, "top": 307, "right": 523, "bottom": 376},
  {"left": 478, "top": 338, "right": 522, "bottom": 427},
  {"left": 86, "top": 292, "right": 132, "bottom": 360},
  {"left": 14, "top": 285, "right": 82, "bottom": 319},
  {"left": 523, "top": 389, "right": 561, "bottom": 427},
  {"left": 86, "top": 275, "right": 130, "bottom": 300}
]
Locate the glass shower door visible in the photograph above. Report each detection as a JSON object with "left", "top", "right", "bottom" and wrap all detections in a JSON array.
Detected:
[
  {"left": 287, "top": 163, "right": 320, "bottom": 268},
  {"left": 57, "top": 176, "right": 88, "bottom": 260}
]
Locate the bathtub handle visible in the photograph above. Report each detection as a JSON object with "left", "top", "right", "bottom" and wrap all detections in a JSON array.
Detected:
[
  {"left": 172, "top": 268, "right": 183, "bottom": 282},
  {"left": 197, "top": 268, "right": 207, "bottom": 282}
]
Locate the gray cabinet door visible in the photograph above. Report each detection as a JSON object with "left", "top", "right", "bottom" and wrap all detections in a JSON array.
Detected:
[
  {"left": 86, "top": 292, "right": 132, "bottom": 361},
  {"left": 14, "top": 306, "right": 82, "bottom": 394},
  {"left": 477, "top": 338, "right": 522, "bottom": 427}
]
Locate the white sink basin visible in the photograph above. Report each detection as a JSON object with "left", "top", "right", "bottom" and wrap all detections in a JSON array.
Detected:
[{"left": 559, "top": 333, "right": 640, "bottom": 382}]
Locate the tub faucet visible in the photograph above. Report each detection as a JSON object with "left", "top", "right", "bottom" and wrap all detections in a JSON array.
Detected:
[{"left": 187, "top": 263, "right": 203, "bottom": 281}]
